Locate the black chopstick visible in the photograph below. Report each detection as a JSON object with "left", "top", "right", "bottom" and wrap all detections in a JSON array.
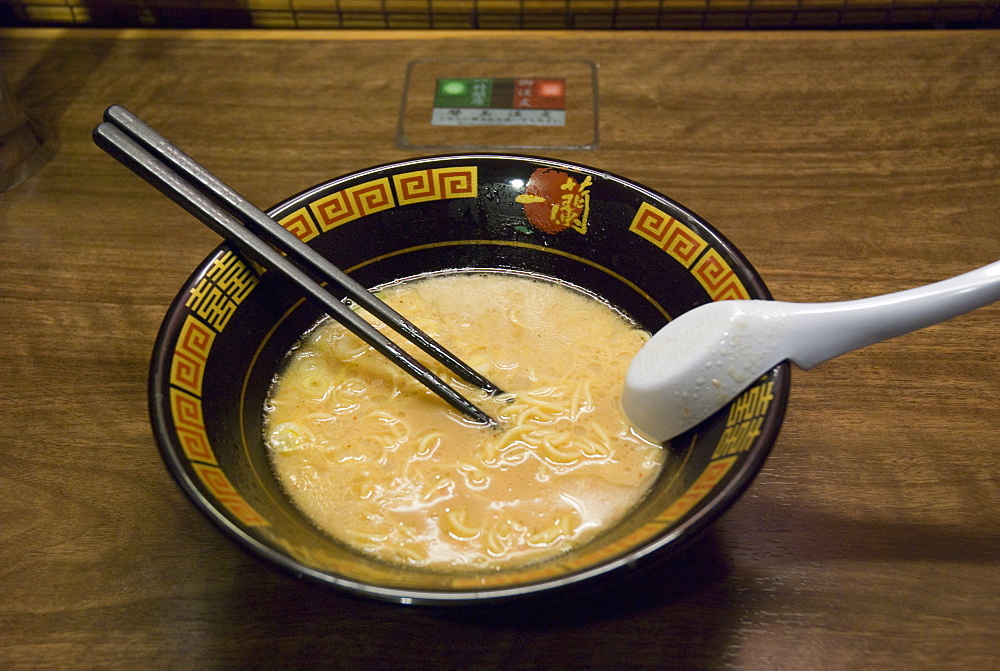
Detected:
[
  {"left": 93, "top": 113, "right": 497, "bottom": 426},
  {"left": 102, "top": 104, "right": 500, "bottom": 396}
]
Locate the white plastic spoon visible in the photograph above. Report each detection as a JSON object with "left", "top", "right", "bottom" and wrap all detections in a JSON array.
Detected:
[{"left": 623, "top": 261, "right": 1000, "bottom": 443}]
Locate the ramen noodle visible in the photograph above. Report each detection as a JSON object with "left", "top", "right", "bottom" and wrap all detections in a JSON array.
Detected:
[{"left": 265, "top": 271, "right": 664, "bottom": 570}]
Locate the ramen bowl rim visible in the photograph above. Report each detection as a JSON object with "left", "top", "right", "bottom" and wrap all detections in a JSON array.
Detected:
[{"left": 148, "top": 152, "right": 791, "bottom": 605}]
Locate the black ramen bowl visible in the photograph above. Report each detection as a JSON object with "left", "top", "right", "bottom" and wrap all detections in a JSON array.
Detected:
[{"left": 149, "top": 154, "right": 790, "bottom": 604}]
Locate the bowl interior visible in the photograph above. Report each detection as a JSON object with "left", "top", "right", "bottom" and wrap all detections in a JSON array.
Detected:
[{"left": 150, "top": 155, "right": 789, "bottom": 603}]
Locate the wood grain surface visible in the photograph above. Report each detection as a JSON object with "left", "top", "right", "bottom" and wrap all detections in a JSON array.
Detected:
[{"left": 0, "top": 28, "right": 997, "bottom": 668}]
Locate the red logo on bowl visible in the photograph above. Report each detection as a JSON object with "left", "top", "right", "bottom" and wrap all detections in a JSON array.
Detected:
[{"left": 516, "top": 168, "right": 592, "bottom": 234}]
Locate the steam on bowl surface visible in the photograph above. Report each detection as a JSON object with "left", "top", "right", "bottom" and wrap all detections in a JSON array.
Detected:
[{"left": 148, "top": 154, "right": 790, "bottom": 604}]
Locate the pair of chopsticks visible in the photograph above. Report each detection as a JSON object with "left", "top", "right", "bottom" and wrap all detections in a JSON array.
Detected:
[{"left": 93, "top": 104, "right": 499, "bottom": 425}]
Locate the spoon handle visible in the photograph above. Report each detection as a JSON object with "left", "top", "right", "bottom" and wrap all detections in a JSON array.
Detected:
[{"left": 783, "top": 260, "right": 1000, "bottom": 369}]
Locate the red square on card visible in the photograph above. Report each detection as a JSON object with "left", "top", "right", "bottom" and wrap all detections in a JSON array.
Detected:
[{"left": 513, "top": 78, "right": 566, "bottom": 109}]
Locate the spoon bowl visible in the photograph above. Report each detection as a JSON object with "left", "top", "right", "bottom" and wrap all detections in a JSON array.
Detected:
[{"left": 624, "top": 261, "right": 1000, "bottom": 442}]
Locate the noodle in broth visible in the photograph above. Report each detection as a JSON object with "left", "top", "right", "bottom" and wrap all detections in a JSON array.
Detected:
[{"left": 265, "top": 271, "right": 664, "bottom": 570}]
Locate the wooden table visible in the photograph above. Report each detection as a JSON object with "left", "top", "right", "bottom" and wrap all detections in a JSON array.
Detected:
[{"left": 1, "top": 28, "right": 997, "bottom": 667}]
